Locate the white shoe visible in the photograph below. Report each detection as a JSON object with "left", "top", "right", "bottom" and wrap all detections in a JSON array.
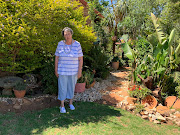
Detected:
[
  {"left": 60, "top": 107, "right": 66, "bottom": 113},
  {"left": 69, "top": 104, "right": 75, "bottom": 110}
]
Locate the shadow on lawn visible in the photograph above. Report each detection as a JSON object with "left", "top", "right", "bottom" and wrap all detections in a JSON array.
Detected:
[{"left": 1, "top": 102, "right": 122, "bottom": 134}]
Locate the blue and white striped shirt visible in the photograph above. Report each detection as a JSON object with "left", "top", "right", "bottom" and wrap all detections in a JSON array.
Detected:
[{"left": 55, "top": 40, "right": 83, "bottom": 75}]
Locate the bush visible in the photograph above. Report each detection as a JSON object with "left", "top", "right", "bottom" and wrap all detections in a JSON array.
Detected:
[
  {"left": 84, "top": 45, "right": 110, "bottom": 79},
  {"left": 0, "top": 0, "right": 96, "bottom": 73},
  {"left": 40, "top": 59, "right": 58, "bottom": 95}
]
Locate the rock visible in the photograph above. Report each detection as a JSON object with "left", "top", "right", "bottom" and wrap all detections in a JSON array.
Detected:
[
  {"left": 7, "top": 99, "right": 13, "bottom": 104},
  {"left": 166, "top": 117, "right": 173, "bottom": 121},
  {"left": 136, "top": 113, "right": 141, "bottom": 117},
  {"left": 143, "top": 111, "right": 148, "bottom": 115},
  {"left": 13, "top": 104, "right": 21, "bottom": 110},
  {"left": 152, "top": 115, "right": 156, "bottom": 121},
  {"left": 156, "top": 106, "right": 170, "bottom": 116},
  {"left": 174, "top": 111, "right": 180, "bottom": 115},
  {"left": 152, "top": 108, "right": 157, "bottom": 112},
  {"left": 148, "top": 117, "right": 153, "bottom": 122},
  {"left": 170, "top": 109, "right": 176, "bottom": 114},
  {"left": 155, "top": 112, "right": 166, "bottom": 122},
  {"left": 2, "top": 89, "right": 12, "bottom": 96},
  {"left": 153, "top": 120, "right": 161, "bottom": 124},
  {"left": 148, "top": 114, "right": 152, "bottom": 117},
  {"left": 121, "top": 104, "right": 127, "bottom": 110},
  {"left": 127, "top": 105, "right": 135, "bottom": 111},
  {"left": 140, "top": 111, "right": 145, "bottom": 115},
  {"left": 175, "top": 121, "right": 180, "bottom": 127},
  {"left": 174, "top": 118, "right": 180, "bottom": 122},
  {"left": 103, "top": 101, "right": 107, "bottom": 104},
  {"left": 22, "top": 98, "right": 32, "bottom": 106},
  {"left": 170, "top": 114, "right": 176, "bottom": 118},
  {"left": 127, "top": 97, "right": 137, "bottom": 105},
  {"left": 0, "top": 76, "right": 23, "bottom": 88},
  {"left": 141, "top": 115, "right": 148, "bottom": 119}
]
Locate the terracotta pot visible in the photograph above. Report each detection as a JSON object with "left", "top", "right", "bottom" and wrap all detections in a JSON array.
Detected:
[
  {"left": 86, "top": 80, "right": 96, "bottom": 89},
  {"left": 13, "top": 89, "right": 26, "bottom": 98},
  {"left": 165, "top": 96, "right": 180, "bottom": 109},
  {"left": 75, "top": 83, "right": 86, "bottom": 93},
  {"left": 112, "top": 62, "right": 119, "bottom": 70},
  {"left": 141, "top": 95, "right": 157, "bottom": 109}
]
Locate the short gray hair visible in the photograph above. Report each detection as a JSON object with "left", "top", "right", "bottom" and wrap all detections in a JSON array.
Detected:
[{"left": 62, "top": 27, "right": 73, "bottom": 36}]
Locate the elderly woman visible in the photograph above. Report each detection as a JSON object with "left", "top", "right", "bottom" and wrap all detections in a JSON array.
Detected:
[{"left": 55, "top": 27, "right": 83, "bottom": 113}]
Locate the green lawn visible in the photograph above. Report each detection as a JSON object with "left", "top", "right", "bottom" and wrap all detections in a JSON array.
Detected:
[{"left": 0, "top": 102, "right": 179, "bottom": 135}]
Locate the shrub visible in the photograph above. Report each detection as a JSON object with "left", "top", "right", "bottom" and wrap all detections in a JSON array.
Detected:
[
  {"left": 84, "top": 45, "right": 110, "bottom": 79},
  {"left": 40, "top": 59, "right": 58, "bottom": 95},
  {"left": 0, "top": 0, "right": 96, "bottom": 73}
]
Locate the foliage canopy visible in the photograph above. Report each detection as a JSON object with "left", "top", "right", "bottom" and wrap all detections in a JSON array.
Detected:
[{"left": 0, "top": 0, "right": 96, "bottom": 73}]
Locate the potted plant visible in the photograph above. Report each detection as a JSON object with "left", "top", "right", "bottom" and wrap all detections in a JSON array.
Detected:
[
  {"left": 13, "top": 80, "right": 27, "bottom": 98},
  {"left": 75, "top": 72, "right": 86, "bottom": 93},
  {"left": 112, "top": 55, "right": 120, "bottom": 70}
]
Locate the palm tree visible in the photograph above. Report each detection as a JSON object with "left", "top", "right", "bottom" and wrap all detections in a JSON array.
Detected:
[{"left": 103, "top": 0, "right": 128, "bottom": 54}]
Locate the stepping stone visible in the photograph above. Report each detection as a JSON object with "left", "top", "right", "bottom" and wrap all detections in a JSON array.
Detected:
[
  {"left": 102, "top": 93, "right": 124, "bottom": 104},
  {"left": 120, "top": 90, "right": 129, "bottom": 97}
]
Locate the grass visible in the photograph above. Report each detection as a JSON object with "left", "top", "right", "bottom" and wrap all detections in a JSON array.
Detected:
[{"left": 0, "top": 102, "right": 179, "bottom": 135}]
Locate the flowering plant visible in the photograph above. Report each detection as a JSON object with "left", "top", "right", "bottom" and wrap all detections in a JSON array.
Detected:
[{"left": 128, "top": 85, "right": 151, "bottom": 102}]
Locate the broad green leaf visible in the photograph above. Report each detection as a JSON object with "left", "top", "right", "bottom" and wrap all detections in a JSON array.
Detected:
[
  {"left": 168, "top": 29, "right": 175, "bottom": 46},
  {"left": 175, "top": 43, "right": 180, "bottom": 55},
  {"left": 151, "top": 13, "right": 166, "bottom": 44},
  {"left": 122, "top": 34, "right": 129, "bottom": 43},
  {"left": 122, "top": 42, "right": 134, "bottom": 60}
]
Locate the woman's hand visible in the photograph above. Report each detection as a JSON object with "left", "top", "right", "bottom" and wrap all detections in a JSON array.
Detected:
[
  {"left": 55, "top": 71, "right": 59, "bottom": 78},
  {"left": 77, "top": 71, "right": 82, "bottom": 79}
]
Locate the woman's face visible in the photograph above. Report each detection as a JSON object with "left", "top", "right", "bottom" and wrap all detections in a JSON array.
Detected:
[{"left": 64, "top": 30, "right": 72, "bottom": 41}]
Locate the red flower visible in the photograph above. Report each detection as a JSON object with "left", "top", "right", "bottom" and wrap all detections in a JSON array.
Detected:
[{"left": 139, "top": 87, "right": 141, "bottom": 90}]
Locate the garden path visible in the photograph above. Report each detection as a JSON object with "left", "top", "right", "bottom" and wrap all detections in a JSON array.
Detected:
[{"left": 102, "top": 67, "right": 136, "bottom": 106}]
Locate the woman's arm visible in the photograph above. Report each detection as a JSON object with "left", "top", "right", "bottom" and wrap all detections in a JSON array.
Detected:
[
  {"left": 55, "top": 56, "right": 59, "bottom": 77},
  {"left": 78, "top": 56, "right": 83, "bottom": 79}
]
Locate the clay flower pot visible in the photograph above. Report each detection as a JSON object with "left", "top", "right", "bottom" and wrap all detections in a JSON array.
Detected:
[
  {"left": 13, "top": 89, "right": 26, "bottom": 98},
  {"left": 112, "top": 62, "right": 119, "bottom": 70},
  {"left": 141, "top": 95, "right": 157, "bottom": 109},
  {"left": 75, "top": 83, "right": 86, "bottom": 93},
  {"left": 165, "top": 96, "right": 180, "bottom": 109}
]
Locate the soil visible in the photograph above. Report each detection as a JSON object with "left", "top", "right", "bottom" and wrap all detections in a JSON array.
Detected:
[{"left": 0, "top": 96, "right": 60, "bottom": 114}]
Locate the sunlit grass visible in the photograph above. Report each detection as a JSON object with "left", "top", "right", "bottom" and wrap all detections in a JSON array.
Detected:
[{"left": 0, "top": 102, "right": 179, "bottom": 135}]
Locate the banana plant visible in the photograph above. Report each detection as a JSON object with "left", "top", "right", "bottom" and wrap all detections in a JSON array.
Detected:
[
  {"left": 136, "top": 13, "right": 180, "bottom": 88},
  {"left": 150, "top": 13, "right": 180, "bottom": 70},
  {"left": 121, "top": 34, "right": 137, "bottom": 84}
]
